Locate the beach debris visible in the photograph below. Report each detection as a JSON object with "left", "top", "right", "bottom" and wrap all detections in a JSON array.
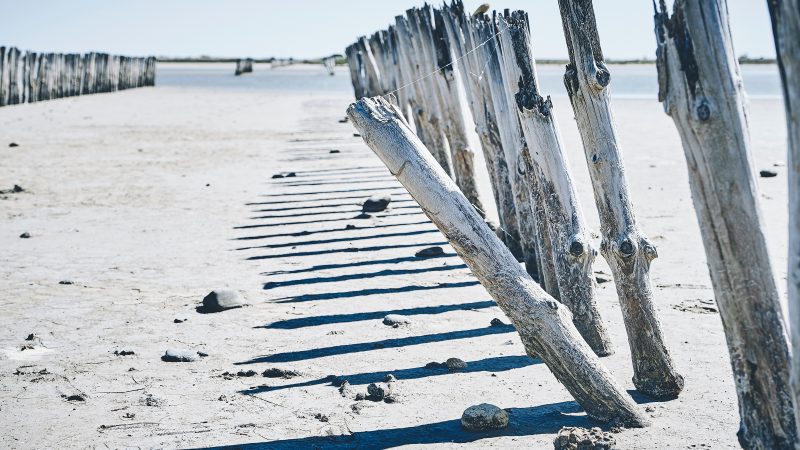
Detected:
[
  {"left": 161, "top": 348, "right": 198, "bottom": 362},
  {"left": 446, "top": 358, "right": 468, "bottom": 372},
  {"left": 473, "top": 3, "right": 490, "bottom": 17},
  {"left": 122, "top": 412, "right": 135, "bottom": 420},
  {"left": 262, "top": 367, "right": 302, "bottom": 379},
  {"left": 415, "top": 246, "right": 444, "bottom": 258},
  {"left": 490, "top": 318, "right": 507, "bottom": 327},
  {"left": 330, "top": 149, "right": 341, "bottom": 154},
  {"left": 0, "top": 184, "right": 25, "bottom": 194},
  {"left": 314, "top": 413, "right": 329, "bottom": 422},
  {"left": 345, "top": 224, "right": 357, "bottom": 230},
  {"left": 673, "top": 299, "right": 718, "bottom": 314},
  {"left": 367, "top": 383, "right": 387, "bottom": 401},
  {"left": 271, "top": 171, "right": 297, "bottom": 179},
  {"left": 424, "top": 361, "right": 447, "bottom": 369},
  {"left": 595, "top": 275, "right": 612, "bottom": 284},
  {"left": 222, "top": 370, "right": 258, "bottom": 379},
  {"left": 338, "top": 380, "right": 353, "bottom": 397},
  {"left": 25, "top": 333, "right": 39, "bottom": 341},
  {"left": 173, "top": 318, "right": 186, "bottom": 323},
  {"left": 63, "top": 393, "right": 87, "bottom": 402},
  {"left": 461, "top": 403, "right": 508, "bottom": 431},
  {"left": 362, "top": 194, "right": 391, "bottom": 212},
  {"left": 353, "top": 133, "right": 361, "bottom": 137},
  {"left": 554, "top": 426, "right": 617, "bottom": 449},
  {"left": 58, "top": 280, "right": 74, "bottom": 285},
  {"left": 113, "top": 350, "right": 135, "bottom": 356},
  {"left": 384, "top": 374, "right": 397, "bottom": 382},
  {"left": 199, "top": 289, "right": 243, "bottom": 313},
  {"left": 760, "top": 169, "right": 778, "bottom": 178},
  {"left": 382, "top": 314, "right": 411, "bottom": 327},
  {"left": 272, "top": 173, "right": 285, "bottom": 179},
  {"left": 354, "top": 212, "right": 372, "bottom": 219},
  {"left": 19, "top": 232, "right": 31, "bottom": 239},
  {"left": 9, "top": 142, "right": 19, "bottom": 147}
]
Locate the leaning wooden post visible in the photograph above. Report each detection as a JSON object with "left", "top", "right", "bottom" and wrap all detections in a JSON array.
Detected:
[
  {"left": 559, "top": 0, "right": 683, "bottom": 398},
  {"left": 348, "top": 96, "right": 647, "bottom": 427},
  {"left": 498, "top": 11, "right": 612, "bottom": 356},
  {"left": 655, "top": 0, "right": 796, "bottom": 446},
  {"left": 768, "top": 0, "right": 800, "bottom": 438}
]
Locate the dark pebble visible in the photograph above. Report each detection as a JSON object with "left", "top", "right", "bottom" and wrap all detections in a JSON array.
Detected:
[
  {"left": 64, "top": 393, "right": 87, "bottom": 402},
  {"left": 354, "top": 212, "right": 372, "bottom": 219},
  {"left": 330, "top": 149, "right": 341, "bottom": 154},
  {"left": 59, "top": 280, "right": 74, "bottom": 285},
  {"left": 415, "top": 246, "right": 444, "bottom": 258},
  {"left": 446, "top": 358, "right": 467, "bottom": 372},
  {"left": 174, "top": 318, "right": 186, "bottom": 323},
  {"left": 9, "top": 142, "right": 19, "bottom": 147},
  {"left": 19, "top": 232, "right": 31, "bottom": 239},
  {"left": 161, "top": 348, "right": 198, "bottom": 362},
  {"left": 362, "top": 194, "right": 391, "bottom": 213},
  {"left": 198, "top": 289, "right": 243, "bottom": 313},
  {"left": 271, "top": 174, "right": 285, "bottom": 179},
  {"left": 263, "top": 367, "right": 301, "bottom": 379},
  {"left": 424, "top": 361, "right": 447, "bottom": 369},
  {"left": 760, "top": 170, "right": 778, "bottom": 178},
  {"left": 489, "top": 318, "right": 507, "bottom": 327},
  {"left": 345, "top": 224, "right": 357, "bottom": 230},
  {"left": 353, "top": 133, "right": 361, "bottom": 137},
  {"left": 113, "top": 350, "right": 135, "bottom": 356},
  {"left": 595, "top": 275, "right": 612, "bottom": 284},
  {"left": 338, "top": 117, "right": 349, "bottom": 123}
]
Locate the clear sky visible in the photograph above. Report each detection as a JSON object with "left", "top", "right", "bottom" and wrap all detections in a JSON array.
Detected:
[{"left": 0, "top": 0, "right": 776, "bottom": 60}]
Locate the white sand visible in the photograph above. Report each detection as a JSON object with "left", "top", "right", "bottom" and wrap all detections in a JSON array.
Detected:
[{"left": 0, "top": 65, "right": 789, "bottom": 448}]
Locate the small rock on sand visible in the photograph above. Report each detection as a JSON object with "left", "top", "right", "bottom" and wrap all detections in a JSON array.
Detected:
[
  {"left": 338, "top": 380, "right": 353, "bottom": 397},
  {"left": 595, "top": 275, "right": 612, "bottom": 284},
  {"left": 353, "top": 133, "right": 361, "bottom": 137},
  {"left": 0, "top": 184, "right": 25, "bottom": 194},
  {"left": 424, "top": 361, "right": 447, "bottom": 369},
  {"left": 367, "top": 383, "right": 386, "bottom": 401},
  {"left": 19, "top": 232, "right": 31, "bottom": 239},
  {"left": 330, "top": 149, "right": 341, "bottom": 154},
  {"left": 554, "top": 426, "right": 617, "bottom": 450},
  {"left": 338, "top": 117, "right": 349, "bottom": 123},
  {"left": 354, "top": 212, "right": 372, "bottom": 219},
  {"left": 271, "top": 173, "right": 285, "bottom": 179},
  {"left": 489, "top": 318, "right": 507, "bottom": 327},
  {"left": 9, "top": 142, "right": 19, "bottom": 147},
  {"left": 174, "top": 318, "right": 186, "bottom": 323},
  {"left": 161, "top": 348, "right": 198, "bottom": 362},
  {"left": 199, "top": 289, "right": 243, "bottom": 313},
  {"left": 383, "top": 314, "right": 411, "bottom": 327},
  {"left": 113, "top": 350, "right": 135, "bottom": 356},
  {"left": 415, "top": 246, "right": 444, "bottom": 258},
  {"left": 63, "top": 393, "right": 87, "bottom": 402},
  {"left": 760, "top": 170, "right": 778, "bottom": 178},
  {"left": 461, "top": 403, "right": 508, "bottom": 431},
  {"left": 263, "top": 367, "right": 301, "bottom": 379},
  {"left": 446, "top": 357, "right": 467, "bottom": 372},
  {"left": 345, "top": 224, "right": 357, "bottom": 230},
  {"left": 58, "top": 280, "right": 74, "bottom": 285},
  {"left": 362, "top": 194, "right": 391, "bottom": 213}
]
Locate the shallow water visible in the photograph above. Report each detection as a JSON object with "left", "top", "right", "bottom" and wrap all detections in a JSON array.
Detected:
[{"left": 156, "top": 62, "right": 782, "bottom": 99}]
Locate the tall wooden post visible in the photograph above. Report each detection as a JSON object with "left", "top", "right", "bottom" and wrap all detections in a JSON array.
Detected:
[
  {"left": 348, "top": 96, "right": 648, "bottom": 427},
  {"left": 655, "top": 0, "right": 796, "bottom": 447}
]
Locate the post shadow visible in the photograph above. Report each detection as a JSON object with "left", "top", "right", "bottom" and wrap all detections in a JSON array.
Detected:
[
  {"left": 237, "top": 229, "right": 438, "bottom": 251},
  {"left": 249, "top": 193, "right": 410, "bottom": 206},
  {"left": 236, "top": 211, "right": 426, "bottom": 230},
  {"left": 249, "top": 204, "right": 419, "bottom": 220},
  {"left": 235, "top": 324, "right": 514, "bottom": 364},
  {"left": 248, "top": 240, "right": 448, "bottom": 260},
  {"left": 261, "top": 186, "right": 407, "bottom": 197},
  {"left": 251, "top": 199, "right": 415, "bottom": 213},
  {"left": 235, "top": 220, "right": 432, "bottom": 241},
  {"left": 271, "top": 280, "right": 479, "bottom": 303},
  {"left": 263, "top": 264, "right": 467, "bottom": 290},
  {"left": 278, "top": 179, "right": 402, "bottom": 188}
]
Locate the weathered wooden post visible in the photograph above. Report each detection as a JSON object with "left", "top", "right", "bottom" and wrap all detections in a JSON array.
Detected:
[
  {"left": 559, "top": 0, "right": 683, "bottom": 397},
  {"left": 348, "top": 96, "right": 647, "bottom": 426},
  {"left": 655, "top": 0, "right": 796, "bottom": 446},
  {"left": 322, "top": 56, "right": 336, "bottom": 76},
  {"left": 7, "top": 47, "right": 21, "bottom": 105},
  {"left": 498, "top": 11, "right": 612, "bottom": 356},
  {"left": 768, "top": 0, "right": 800, "bottom": 439},
  {"left": 442, "top": 3, "right": 523, "bottom": 258},
  {"left": 357, "top": 36, "right": 382, "bottom": 96}
]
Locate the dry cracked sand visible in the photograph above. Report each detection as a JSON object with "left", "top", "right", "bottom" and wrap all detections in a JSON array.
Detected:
[{"left": 0, "top": 64, "right": 790, "bottom": 449}]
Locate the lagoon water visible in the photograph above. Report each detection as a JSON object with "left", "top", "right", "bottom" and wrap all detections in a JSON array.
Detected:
[{"left": 156, "top": 62, "right": 782, "bottom": 99}]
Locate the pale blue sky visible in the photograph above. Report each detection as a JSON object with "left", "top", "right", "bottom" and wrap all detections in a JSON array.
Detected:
[{"left": 0, "top": 1, "right": 775, "bottom": 60}]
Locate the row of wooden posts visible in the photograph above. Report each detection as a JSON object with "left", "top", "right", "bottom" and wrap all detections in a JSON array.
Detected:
[
  {"left": 234, "top": 58, "right": 254, "bottom": 76},
  {"left": 346, "top": 0, "right": 800, "bottom": 448},
  {"left": 0, "top": 47, "right": 155, "bottom": 107}
]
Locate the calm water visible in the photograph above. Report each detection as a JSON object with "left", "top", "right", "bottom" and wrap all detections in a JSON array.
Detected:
[{"left": 156, "top": 62, "right": 782, "bottom": 99}]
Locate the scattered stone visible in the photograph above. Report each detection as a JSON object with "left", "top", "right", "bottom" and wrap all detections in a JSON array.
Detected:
[
  {"left": 237, "top": 370, "right": 258, "bottom": 377},
  {"left": 760, "top": 169, "right": 778, "bottom": 178},
  {"left": 199, "top": 289, "right": 243, "bottom": 313},
  {"left": 218, "top": 395, "right": 228, "bottom": 401},
  {"left": 353, "top": 133, "right": 361, "bottom": 137},
  {"left": 113, "top": 350, "right": 135, "bottom": 356},
  {"left": 9, "top": 142, "right": 19, "bottom": 147},
  {"left": 424, "top": 361, "right": 447, "bottom": 369},
  {"left": 338, "top": 117, "right": 349, "bottom": 123},
  {"left": 122, "top": 412, "right": 135, "bottom": 419},
  {"left": 345, "top": 224, "right": 357, "bottom": 230},
  {"left": 63, "top": 393, "right": 87, "bottom": 402},
  {"left": 338, "top": 380, "right": 353, "bottom": 397},
  {"left": 362, "top": 194, "right": 391, "bottom": 213},
  {"left": 384, "top": 374, "right": 397, "bottom": 382},
  {"left": 461, "top": 403, "right": 509, "bottom": 431},
  {"left": 128, "top": 367, "right": 136, "bottom": 371},
  {"left": 351, "top": 402, "right": 365, "bottom": 413},
  {"left": 595, "top": 275, "right": 612, "bottom": 284},
  {"left": 446, "top": 358, "right": 467, "bottom": 372},
  {"left": 330, "top": 149, "right": 341, "bottom": 154},
  {"left": 355, "top": 392, "right": 366, "bottom": 401},
  {"left": 263, "top": 368, "right": 301, "bottom": 379},
  {"left": 19, "top": 232, "right": 30, "bottom": 239},
  {"left": 272, "top": 173, "right": 285, "bottom": 179},
  {"left": 58, "top": 280, "right": 74, "bottom": 285},
  {"left": 382, "top": 314, "right": 411, "bottom": 327},
  {"left": 0, "top": 184, "right": 25, "bottom": 194},
  {"left": 140, "top": 394, "right": 162, "bottom": 407},
  {"left": 415, "top": 246, "right": 444, "bottom": 258},
  {"left": 489, "top": 318, "right": 507, "bottom": 328},
  {"left": 20, "top": 343, "right": 35, "bottom": 351},
  {"left": 366, "top": 383, "right": 386, "bottom": 401},
  {"left": 673, "top": 299, "right": 718, "bottom": 314},
  {"left": 173, "top": 318, "right": 186, "bottom": 323},
  {"left": 326, "top": 330, "right": 344, "bottom": 335},
  {"left": 25, "top": 333, "right": 38, "bottom": 341},
  {"left": 161, "top": 348, "right": 198, "bottom": 362},
  {"left": 553, "top": 426, "right": 617, "bottom": 450},
  {"left": 354, "top": 212, "right": 372, "bottom": 219},
  {"left": 645, "top": 405, "right": 656, "bottom": 413},
  {"left": 197, "top": 351, "right": 209, "bottom": 357},
  {"left": 314, "top": 412, "right": 329, "bottom": 422}
]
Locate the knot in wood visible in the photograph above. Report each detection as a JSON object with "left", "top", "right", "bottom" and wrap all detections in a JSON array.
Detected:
[
  {"left": 568, "top": 237, "right": 585, "bottom": 257},
  {"left": 618, "top": 238, "right": 636, "bottom": 257},
  {"left": 696, "top": 100, "right": 711, "bottom": 121},
  {"left": 593, "top": 67, "right": 610, "bottom": 90}
]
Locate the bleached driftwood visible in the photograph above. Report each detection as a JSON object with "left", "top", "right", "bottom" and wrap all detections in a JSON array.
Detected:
[
  {"left": 498, "top": 11, "right": 611, "bottom": 356},
  {"left": 357, "top": 36, "right": 382, "bottom": 96},
  {"left": 442, "top": 2, "right": 523, "bottom": 257},
  {"left": 559, "top": 0, "right": 683, "bottom": 398},
  {"left": 768, "top": 0, "right": 800, "bottom": 442},
  {"left": 348, "top": 96, "right": 647, "bottom": 427},
  {"left": 234, "top": 58, "right": 253, "bottom": 76},
  {"left": 471, "top": 16, "right": 547, "bottom": 284},
  {"left": 405, "top": 9, "right": 455, "bottom": 178},
  {"left": 655, "top": 0, "right": 795, "bottom": 446}
]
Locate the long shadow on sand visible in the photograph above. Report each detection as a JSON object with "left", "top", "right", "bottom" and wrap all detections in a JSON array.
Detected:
[
  {"left": 260, "top": 253, "right": 456, "bottom": 276},
  {"left": 200, "top": 401, "right": 586, "bottom": 449},
  {"left": 261, "top": 186, "right": 407, "bottom": 197},
  {"left": 247, "top": 240, "right": 448, "bottom": 260},
  {"left": 271, "top": 280, "right": 479, "bottom": 302},
  {"left": 236, "top": 211, "right": 425, "bottom": 230},
  {"left": 248, "top": 193, "right": 411, "bottom": 206},
  {"left": 249, "top": 204, "right": 419, "bottom": 220},
  {"left": 251, "top": 199, "right": 416, "bottom": 213},
  {"left": 235, "top": 324, "right": 514, "bottom": 364},
  {"left": 237, "top": 229, "right": 438, "bottom": 250},
  {"left": 240, "top": 355, "right": 536, "bottom": 395},
  {"left": 262, "top": 264, "right": 468, "bottom": 290},
  {"left": 235, "top": 220, "right": 431, "bottom": 241}
]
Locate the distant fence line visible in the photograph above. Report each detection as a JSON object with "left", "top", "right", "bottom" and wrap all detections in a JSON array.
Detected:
[
  {"left": 235, "top": 58, "right": 254, "bottom": 76},
  {"left": 0, "top": 46, "right": 156, "bottom": 107}
]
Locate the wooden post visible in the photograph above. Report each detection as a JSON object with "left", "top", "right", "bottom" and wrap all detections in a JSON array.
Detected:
[
  {"left": 559, "top": 0, "right": 683, "bottom": 397},
  {"left": 322, "top": 56, "right": 336, "bottom": 76},
  {"left": 442, "top": 3, "right": 523, "bottom": 258},
  {"left": 348, "top": 96, "right": 647, "bottom": 427},
  {"left": 7, "top": 47, "right": 20, "bottom": 105},
  {"left": 498, "top": 11, "right": 612, "bottom": 356},
  {"left": 768, "top": 0, "right": 800, "bottom": 440},
  {"left": 357, "top": 36, "right": 382, "bottom": 96},
  {"left": 428, "top": 7, "right": 486, "bottom": 215},
  {"left": 655, "top": 0, "right": 796, "bottom": 446}
]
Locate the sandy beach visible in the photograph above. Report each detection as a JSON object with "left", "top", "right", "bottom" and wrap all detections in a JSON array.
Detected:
[{"left": 0, "top": 63, "right": 789, "bottom": 448}]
